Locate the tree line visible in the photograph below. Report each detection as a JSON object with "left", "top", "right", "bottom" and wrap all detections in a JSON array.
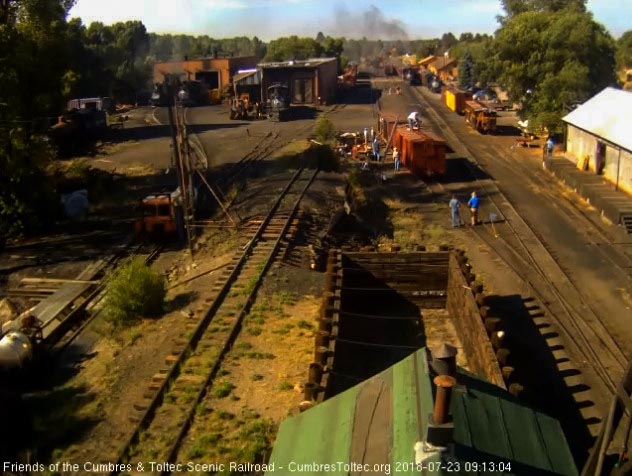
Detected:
[{"left": 1, "top": 0, "right": 632, "bottom": 239}]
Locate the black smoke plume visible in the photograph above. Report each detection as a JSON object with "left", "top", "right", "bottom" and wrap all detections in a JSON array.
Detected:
[{"left": 333, "top": 4, "right": 409, "bottom": 40}]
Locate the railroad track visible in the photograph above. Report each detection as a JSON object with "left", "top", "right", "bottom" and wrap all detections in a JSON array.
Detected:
[
  {"left": 408, "top": 84, "right": 628, "bottom": 398},
  {"left": 52, "top": 243, "right": 164, "bottom": 355},
  {"left": 185, "top": 108, "right": 316, "bottom": 200},
  {"left": 106, "top": 167, "right": 317, "bottom": 476},
  {"left": 494, "top": 144, "right": 632, "bottom": 277}
]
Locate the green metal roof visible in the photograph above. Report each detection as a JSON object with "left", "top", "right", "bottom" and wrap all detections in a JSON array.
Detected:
[{"left": 265, "top": 349, "right": 577, "bottom": 476}]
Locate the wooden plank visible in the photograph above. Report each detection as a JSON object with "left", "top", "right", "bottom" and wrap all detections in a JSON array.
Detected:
[
  {"left": 21, "top": 277, "right": 100, "bottom": 285},
  {"left": 5, "top": 289, "right": 55, "bottom": 297},
  {"left": 33, "top": 260, "right": 106, "bottom": 328},
  {"left": 344, "top": 252, "right": 449, "bottom": 260},
  {"left": 349, "top": 375, "right": 392, "bottom": 474}
]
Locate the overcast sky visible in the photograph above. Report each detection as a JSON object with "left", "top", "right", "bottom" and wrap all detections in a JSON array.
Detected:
[{"left": 68, "top": 0, "right": 630, "bottom": 40}]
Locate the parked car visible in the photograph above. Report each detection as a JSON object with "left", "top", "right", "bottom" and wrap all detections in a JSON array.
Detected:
[
  {"left": 473, "top": 89, "right": 498, "bottom": 101},
  {"left": 466, "top": 85, "right": 482, "bottom": 95}
]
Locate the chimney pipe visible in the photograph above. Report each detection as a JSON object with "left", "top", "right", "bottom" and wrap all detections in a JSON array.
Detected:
[
  {"left": 430, "top": 343, "right": 457, "bottom": 377},
  {"left": 433, "top": 375, "right": 456, "bottom": 425}
]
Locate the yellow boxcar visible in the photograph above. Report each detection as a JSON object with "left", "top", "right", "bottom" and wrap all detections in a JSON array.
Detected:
[{"left": 442, "top": 87, "right": 472, "bottom": 114}]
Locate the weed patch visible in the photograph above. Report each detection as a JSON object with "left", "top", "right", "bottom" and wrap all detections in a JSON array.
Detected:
[
  {"left": 278, "top": 381, "right": 293, "bottom": 391},
  {"left": 103, "top": 257, "right": 166, "bottom": 327},
  {"left": 213, "top": 381, "right": 236, "bottom": 399}
]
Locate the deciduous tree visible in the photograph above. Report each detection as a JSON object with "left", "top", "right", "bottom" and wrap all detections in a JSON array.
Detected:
[
  {"left": 491, "top": 7, "right": 615, "bottom": 131},
  {"left": 616, "top": 30, "right": 632, "bottom": 70}
]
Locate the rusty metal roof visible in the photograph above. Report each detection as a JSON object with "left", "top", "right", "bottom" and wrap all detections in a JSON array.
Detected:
[
  {"left": 563, "top": 87, "right": 632, "bottom": 152},
  {"left": 265, "top": 349, "right": 577, "bottom": 476}
]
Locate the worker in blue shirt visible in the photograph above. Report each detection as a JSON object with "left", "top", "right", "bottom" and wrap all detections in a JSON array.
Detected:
[
  {"left": 448, "top": 195, "right": 462, "bottom": 227},
  {"left": 546, "top": 137, "right": 554, "bottom": 157},
  {"left": 467, "top": 191, "right": 480, "bottom": 226}
]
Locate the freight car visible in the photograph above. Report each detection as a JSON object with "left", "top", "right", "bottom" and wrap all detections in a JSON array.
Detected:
[
  {"left": 390, "top": 123, "right": 447, "bottom": 178},
  {"left": 464, "top": 100, "right": 497, "bottom": 134},
  {"left": 441, "top": 86, "right": 472, "bottom": 115}
]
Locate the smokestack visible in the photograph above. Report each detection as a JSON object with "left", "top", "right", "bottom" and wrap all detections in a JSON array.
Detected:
[
  {"left": 425, "top": 374, "right": 456, "bottom": 448},
  {"left": 430, "top": 343, "right": 457, "bottom": 377},
  {"left": 425, "top": 345, "right": 458, "bottom": 448},
  {"left": 433, "top": 375, "right": 456, "bottom": 425}
]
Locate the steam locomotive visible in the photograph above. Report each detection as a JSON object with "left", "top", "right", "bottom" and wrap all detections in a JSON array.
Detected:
[{"left": 266, "top": 84, "right": 291, "bottom": 121}]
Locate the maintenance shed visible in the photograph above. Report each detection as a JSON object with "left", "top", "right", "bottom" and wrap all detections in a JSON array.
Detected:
[
  {"left": 265, "top": 348, "right": 578, "bottom": 476},
  {"left": 258, "top": 57, "right": 338, "bottom": 105},
  {"left": 562, "top": 87, "right": 632, "bottom": 195},
  {"left": 153, "top": 55, "right": 257, "bottom": 91}
]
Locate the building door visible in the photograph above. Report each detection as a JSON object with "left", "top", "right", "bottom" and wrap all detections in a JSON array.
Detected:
[
  {"left": 195, "top": 71, "right": 219, "bottom": 89},
  {"left": 292, "top": 78, "right": 313, "bottom": 103},
  {"left": 595, "top": 141, "right": 606, "bottom": 175}
]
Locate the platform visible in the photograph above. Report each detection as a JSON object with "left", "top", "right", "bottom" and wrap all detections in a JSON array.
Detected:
[{"left": 545, "top": 157, "right": 632, "bottom": 233}]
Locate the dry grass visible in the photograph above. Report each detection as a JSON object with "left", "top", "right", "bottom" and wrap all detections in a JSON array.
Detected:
[
  {"left": 423, "top": 308, "right": 469, "bottom": 370},
  {"left": 269, "top": 139, "right": 312, "bottom": 161},
  {"left": 382, "top": 197, "right": 452, "bottom": 250},
  {"left": 177, "top": 293, "right": 320, "bottom": 466}
]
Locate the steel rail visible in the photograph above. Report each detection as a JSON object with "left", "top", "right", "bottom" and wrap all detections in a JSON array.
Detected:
[
  {"left": 107, "top": 167, "right": 318, "bottom": 476},
  {"left": 53, "top": 244, "right": 164, "bottom": 355},
  {"left": 161, "top": 168, "right": 318, "bottom": 474},
  {"left": 407, "top": 83, "right": 627, "bottom": 395}
]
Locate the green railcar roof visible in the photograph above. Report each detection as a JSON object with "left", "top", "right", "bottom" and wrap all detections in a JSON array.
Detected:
[{"left": 265, "top": 349, "right": 578, "bottom": 476}]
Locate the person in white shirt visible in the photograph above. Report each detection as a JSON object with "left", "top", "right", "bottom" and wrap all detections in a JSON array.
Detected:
[{"left": 408, "top": 111, "right": 421, "bottom": 130}]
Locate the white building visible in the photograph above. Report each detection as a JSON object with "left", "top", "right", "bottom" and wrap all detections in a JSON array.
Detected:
[{"left": 562, "top": 87, "right": 632, "bottom": 194}]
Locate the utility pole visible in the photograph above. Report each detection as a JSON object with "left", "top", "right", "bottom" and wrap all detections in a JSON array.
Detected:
[
  {"left": 174, "top": 95, "right": 195, "bottom": 257},
  {"left": 165, "top": 75, "right": 179, "bottom": 169},
  {"left": 163, "top": 74, "right": 193, "bottom": 254}
]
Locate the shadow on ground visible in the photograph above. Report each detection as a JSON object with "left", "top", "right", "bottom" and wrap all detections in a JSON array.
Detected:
[
  {"left": 439, "top": 157, "right": 494, "bottom": 183},
  {"left": 106, "top": 122, "right": 244, "bottom": 144},
  {"left": 485, "top": 294, "right": 596, "bottom": 468},
  {"left": 337, "top": 82, "right": 382, "bottom": 105}
]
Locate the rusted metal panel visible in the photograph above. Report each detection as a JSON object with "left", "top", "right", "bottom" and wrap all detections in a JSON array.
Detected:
[{"left": 391, "top": 126, "right": 447, "bottom": 177}]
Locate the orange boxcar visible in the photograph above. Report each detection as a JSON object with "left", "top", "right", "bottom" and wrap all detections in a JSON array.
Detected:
[{"left": 392, "top": 126, "right": 446, "bottom": 178}]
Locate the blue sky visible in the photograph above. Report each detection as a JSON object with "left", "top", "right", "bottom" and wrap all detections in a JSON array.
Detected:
[{"left": 68, "top": 0, "right": 630, "bottom": 40}]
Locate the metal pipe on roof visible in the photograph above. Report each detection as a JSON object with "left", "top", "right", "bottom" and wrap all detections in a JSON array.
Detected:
[
  {"left": 430, "top": 343, "right": 457, "bottom": 377},
  {"left": 433, "top": 375, "right": 456, "bottom": 425}
]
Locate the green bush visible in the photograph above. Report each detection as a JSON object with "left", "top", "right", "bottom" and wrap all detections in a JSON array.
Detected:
[
  {"left": 103, "top": 257, "right": 166, "bottom": 327},
  {"left": 314, "top": 116, "right": 336, "bottom": 143}
]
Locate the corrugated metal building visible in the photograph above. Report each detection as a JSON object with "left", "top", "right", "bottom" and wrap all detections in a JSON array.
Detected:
[
  {"left": 563, "top": 87, "right": 632, "bottom": 194},
  {"left": 258, "top": 57, "right": 338, "bottom": 105},
  {"left": 153, "top": 56, "right": 257, "bottom": 90},
  {"left": 265, "top": 349, "right": 578, "bottom": 476}
]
